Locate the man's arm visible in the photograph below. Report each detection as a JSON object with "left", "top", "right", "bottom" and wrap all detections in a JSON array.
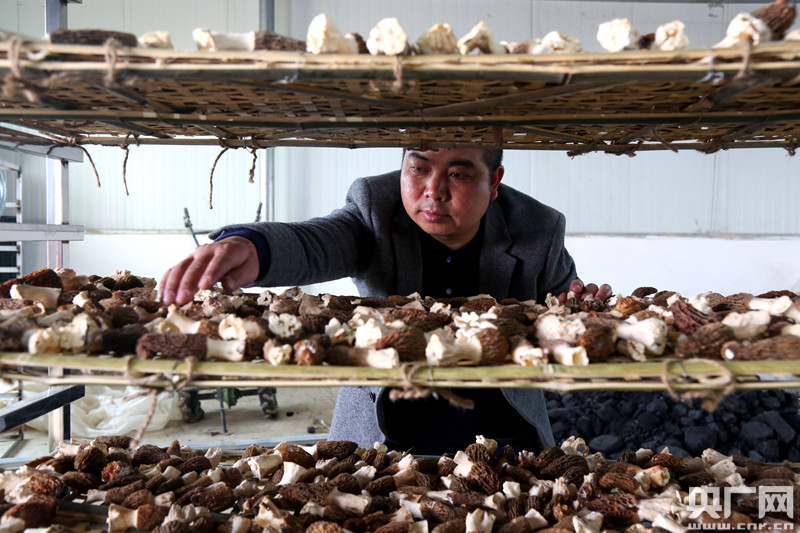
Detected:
[
  {"left": 160, "top": 236, "right": 260, "bottom": 305},
  {"left": 160, "top": 198, "right": 371, "bottom": 305}
]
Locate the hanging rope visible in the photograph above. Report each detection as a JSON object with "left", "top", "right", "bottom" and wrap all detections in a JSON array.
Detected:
[
  {"left": 119, "top": 133, "right": 140, "bottom": 196},
  {"left": 2, "top": 37, "right": 41, "bottom": 103},
  {"left": 388, "top": 362, "right": 475, "bottom": 409},
  {"left": 248, "top": 147, "right": 258, "bottom": 184},
  {"left": 130, "top": 389, "right": 159, "bottom": 449},
  {"left": 45, "top": 140, "right": 102, "bottom": 188},
  {"left": 208, "top": 145, "right": 230, "bottom": 209},
  {"left": 661, "top": 358, "right": 736, "bottom": 411},
  {"left": 103, "top": 38, "right": 122, "bottom": 87}
]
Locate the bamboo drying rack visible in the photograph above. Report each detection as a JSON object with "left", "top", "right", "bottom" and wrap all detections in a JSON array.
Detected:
[
  {"left": 1, "top": 353, "right": 798, "bottom": 394},
  {"left": 2, "top": 41, "right": 800, "bottom": 152}
]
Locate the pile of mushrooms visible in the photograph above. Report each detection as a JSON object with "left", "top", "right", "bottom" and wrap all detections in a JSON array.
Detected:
[
  {"left": 0, "top": 268, "right": 798, "bottom": 368},
  {"left": 0, "top": 435, "right": 795, "bottom": 531}
]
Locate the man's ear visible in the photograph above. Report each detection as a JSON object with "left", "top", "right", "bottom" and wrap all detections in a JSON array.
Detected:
[{"left": 489, "top": 166, "right": 504, "bottom": 201}]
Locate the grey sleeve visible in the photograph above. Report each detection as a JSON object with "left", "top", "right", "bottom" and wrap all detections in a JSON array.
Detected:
[
  {"left": 209, "top": 194, "right": 371, "bottom": 288},
  {"left": 536, "top": 212, "right": 577, "bottom": 301}
]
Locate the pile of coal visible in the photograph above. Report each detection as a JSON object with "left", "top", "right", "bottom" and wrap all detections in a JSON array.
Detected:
[{"left": 546, "top": 389, "right": 800, "bottom": 461}]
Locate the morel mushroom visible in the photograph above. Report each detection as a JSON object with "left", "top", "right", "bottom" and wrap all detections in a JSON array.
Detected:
[
  {"left": 306, "top": 13, "right": 358, "bottom": 54},
  {"left": 366, "top": 18, "right": 409, "bottom": 55},
  {"left": 416, "top": 23, "right": 458, "bottom": 54},
  {"left": 136, "top": 332, "right": 246, "bottom": 361},
  {"left": 108, "top": 503, "right": 170, "bottom": 532},
  {"left": 715, "top": 12, "right": 773, "bottom": 47},
  {"left": 751, "top": 0, "right": 797, "bottom": 38},
  {"left": 722, "top": 335, "right": 800, "bottom": 361},
  {"left": 457, "top": 21, "right": 503, "bottom": 55},
  {"left": 597, "top": 18, "right": 639, "bottom": 51},
  {"left": 193, "top": 28, "right": 305, "bottom": 51}
]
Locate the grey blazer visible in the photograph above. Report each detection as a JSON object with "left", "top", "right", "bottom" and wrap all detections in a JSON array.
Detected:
[{"left": 213, "top": 170, "right": 577, "bottom": 449}]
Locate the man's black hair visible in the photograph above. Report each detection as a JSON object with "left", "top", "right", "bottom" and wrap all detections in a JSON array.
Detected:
[
  {"left": 402, "top": 147, "right": 504, "bottom": 175},
  {"left": 482, "top": 148, "right": 503, "bottom": 174}
]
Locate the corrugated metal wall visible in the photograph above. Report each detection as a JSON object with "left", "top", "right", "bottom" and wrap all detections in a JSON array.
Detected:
[{"left": 4, "top": 0, "right": 799, "bottom": 294}]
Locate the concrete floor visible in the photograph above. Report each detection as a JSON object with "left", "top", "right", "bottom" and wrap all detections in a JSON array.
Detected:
[{"left": 2, "top": 386, "right": 338, "bottom": 460}]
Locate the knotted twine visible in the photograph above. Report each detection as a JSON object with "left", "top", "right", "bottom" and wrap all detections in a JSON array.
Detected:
[
  {"left": 122, "top": 355, "right": 198, "bottom": 448},
  {"left": 1, "top": 37, "right": 40, "bottom": 104},
  {"left": 660, "top": 358, "right": 736, "bottom": 411},
  {"left": 388, "top": 362, "right": 475, "bottom": 409},
  {"left": 45, "top": 139, "right": 102, "bottom": 188}
]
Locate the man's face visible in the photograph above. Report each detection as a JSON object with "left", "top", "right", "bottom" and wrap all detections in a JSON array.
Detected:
[{"left": 401, "top": 149, "right": 504, "bottom": 250}]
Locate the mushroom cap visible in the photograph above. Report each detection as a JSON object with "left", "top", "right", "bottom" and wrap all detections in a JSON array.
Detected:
[
  {"left": 364, "top": 475, "right": 396, "bottom": 496},
  {"left": 375, "top": 327, "right": 427, "bottom": 361},
  {"left": 598, "top": 472, "right": 639, "bottom": 494},
  {"left": 190, "top": 483, "right": 236, "bottom": 512},
  {"left": 75, "top": 445, "right": 108, "bottom": 475},
  {"left": 276, "top": 443, "right": 316, "bottom": 469},
  {"left": 329, "top": 472, "right": 361, "bottom": 494},
  {"left": 670, "top": 299, "right": 718, "bottom": 335},
  {"left": 27, "top": 471, "right": 66, "bottom": 498},
  {"left": 121, "top": 488, "right": 154, "bottom": 508},
  {"left": 63, "top": 470, "right": 102, "bottom": 492},
  {"left": 2, "top": 494, "right": 57, "bottom": 528},
  {"left": 132, "top": 444, "right": 170, "bottom": 467},
  {"left": 317, "top": 440, "right": 358, "bottom": 460},
  {"left": 279, "top": 481, "right": 334, "bottom": 506},
  {"left": 474, "top": 328, "right": 510, "bottom": 365},
  {"left": 178, "top": 455, "right": 213, "bottom": 476}
]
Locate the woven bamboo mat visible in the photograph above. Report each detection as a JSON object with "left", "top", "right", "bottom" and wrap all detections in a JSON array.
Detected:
[
  {"left": 1, "top": 353, "right": 798, "bottom": 394},
  {"left": 2, "top": 42, "right": 800, "bottom": 152}
]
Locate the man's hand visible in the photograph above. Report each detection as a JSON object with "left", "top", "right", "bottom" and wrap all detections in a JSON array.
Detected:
[
  {"left": 159, "top": 236, "right": 260, "bottom": 306},
  {"left": 557, "top": 279, "right": 613, "bottom": 304}
]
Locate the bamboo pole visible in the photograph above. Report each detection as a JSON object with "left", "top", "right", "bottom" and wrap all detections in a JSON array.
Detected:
[
  {"left": 3, "top": 109, "right": 800, "bottom": 128},
  {"left": 1, "top": 353, "right": 798, "bottom": 391}
]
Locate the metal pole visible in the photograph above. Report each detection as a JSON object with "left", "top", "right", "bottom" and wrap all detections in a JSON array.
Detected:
[
  {"left": 260, "top": 0, "right": 276, "bottom": 223},
  {"left": 44, "top": 0, "right": 83, "bottom": 33},
  {"left": 259, "top": 0, "right": 275, "bottom": 33},
  {"left": 44, "top": 157, "right": 69, "bottom": 269},
  {"left": 44, "top": 0, "right": 68, "bottom": 33}
]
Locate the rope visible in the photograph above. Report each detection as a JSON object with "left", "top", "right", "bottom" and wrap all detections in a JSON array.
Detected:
[
  {"left": 9, "top": 37, "right": 22, "bottom": 78},
  {"left": 661, "top": 358, "right": 736, "bottom": 411},
  {"left": 103, "top": 38, "right": 122, "bottom": 87},
  {"left": 169, "top": 356, "right": 197, "bottom": 391},
  {"left": 208, "top": 146, "right": 230, "bottom": 209},
  {"left": 45, "top": 141, "right": 102, "bottom": 187},
  {"left": 119, "top": 133, "right": 135, "bottom": 196},
  {"left": 2, "top": 37, "right": 40, "bottom": 104},
  {"left": 248, "top": 146, "right": 258, "bottom": 184},
  {"left": 784, "top": 134, "right": 799, "bottom": 156},
  {"left": 130, "top": 389, "right": 159, "bottom": 449},
  {"left": 392, "top": 55, "right": 404, "bottom": 92},
  {"left": 120, "top": 354, "right": 162, "bottom": 387},
  {"left": 734, "top": 40, "right": 754, "bottom": 82},
  {"left": 388, "top": 362, "right": 475, "bottom": 409}
]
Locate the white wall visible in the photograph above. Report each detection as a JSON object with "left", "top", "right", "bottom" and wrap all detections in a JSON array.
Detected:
[{"left": 5, "top": 1, "right": 800, "bottom": 299}]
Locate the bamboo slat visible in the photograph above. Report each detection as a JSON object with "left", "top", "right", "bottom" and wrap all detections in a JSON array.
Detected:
[
  {"left": 0, "top": 352, "right": 797, "bottom": 393},
  {"left": 2, "top": 42, "right": 800, "bottom": 151}
]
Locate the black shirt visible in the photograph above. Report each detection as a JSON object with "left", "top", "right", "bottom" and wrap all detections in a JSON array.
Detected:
[{"left": 380, "top": 222, "right": 541, "bottom": 455}]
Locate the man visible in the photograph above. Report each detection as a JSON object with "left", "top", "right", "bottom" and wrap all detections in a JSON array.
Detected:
[{"left": 161, "top": 147, "right": 611, "bottom": 453}]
